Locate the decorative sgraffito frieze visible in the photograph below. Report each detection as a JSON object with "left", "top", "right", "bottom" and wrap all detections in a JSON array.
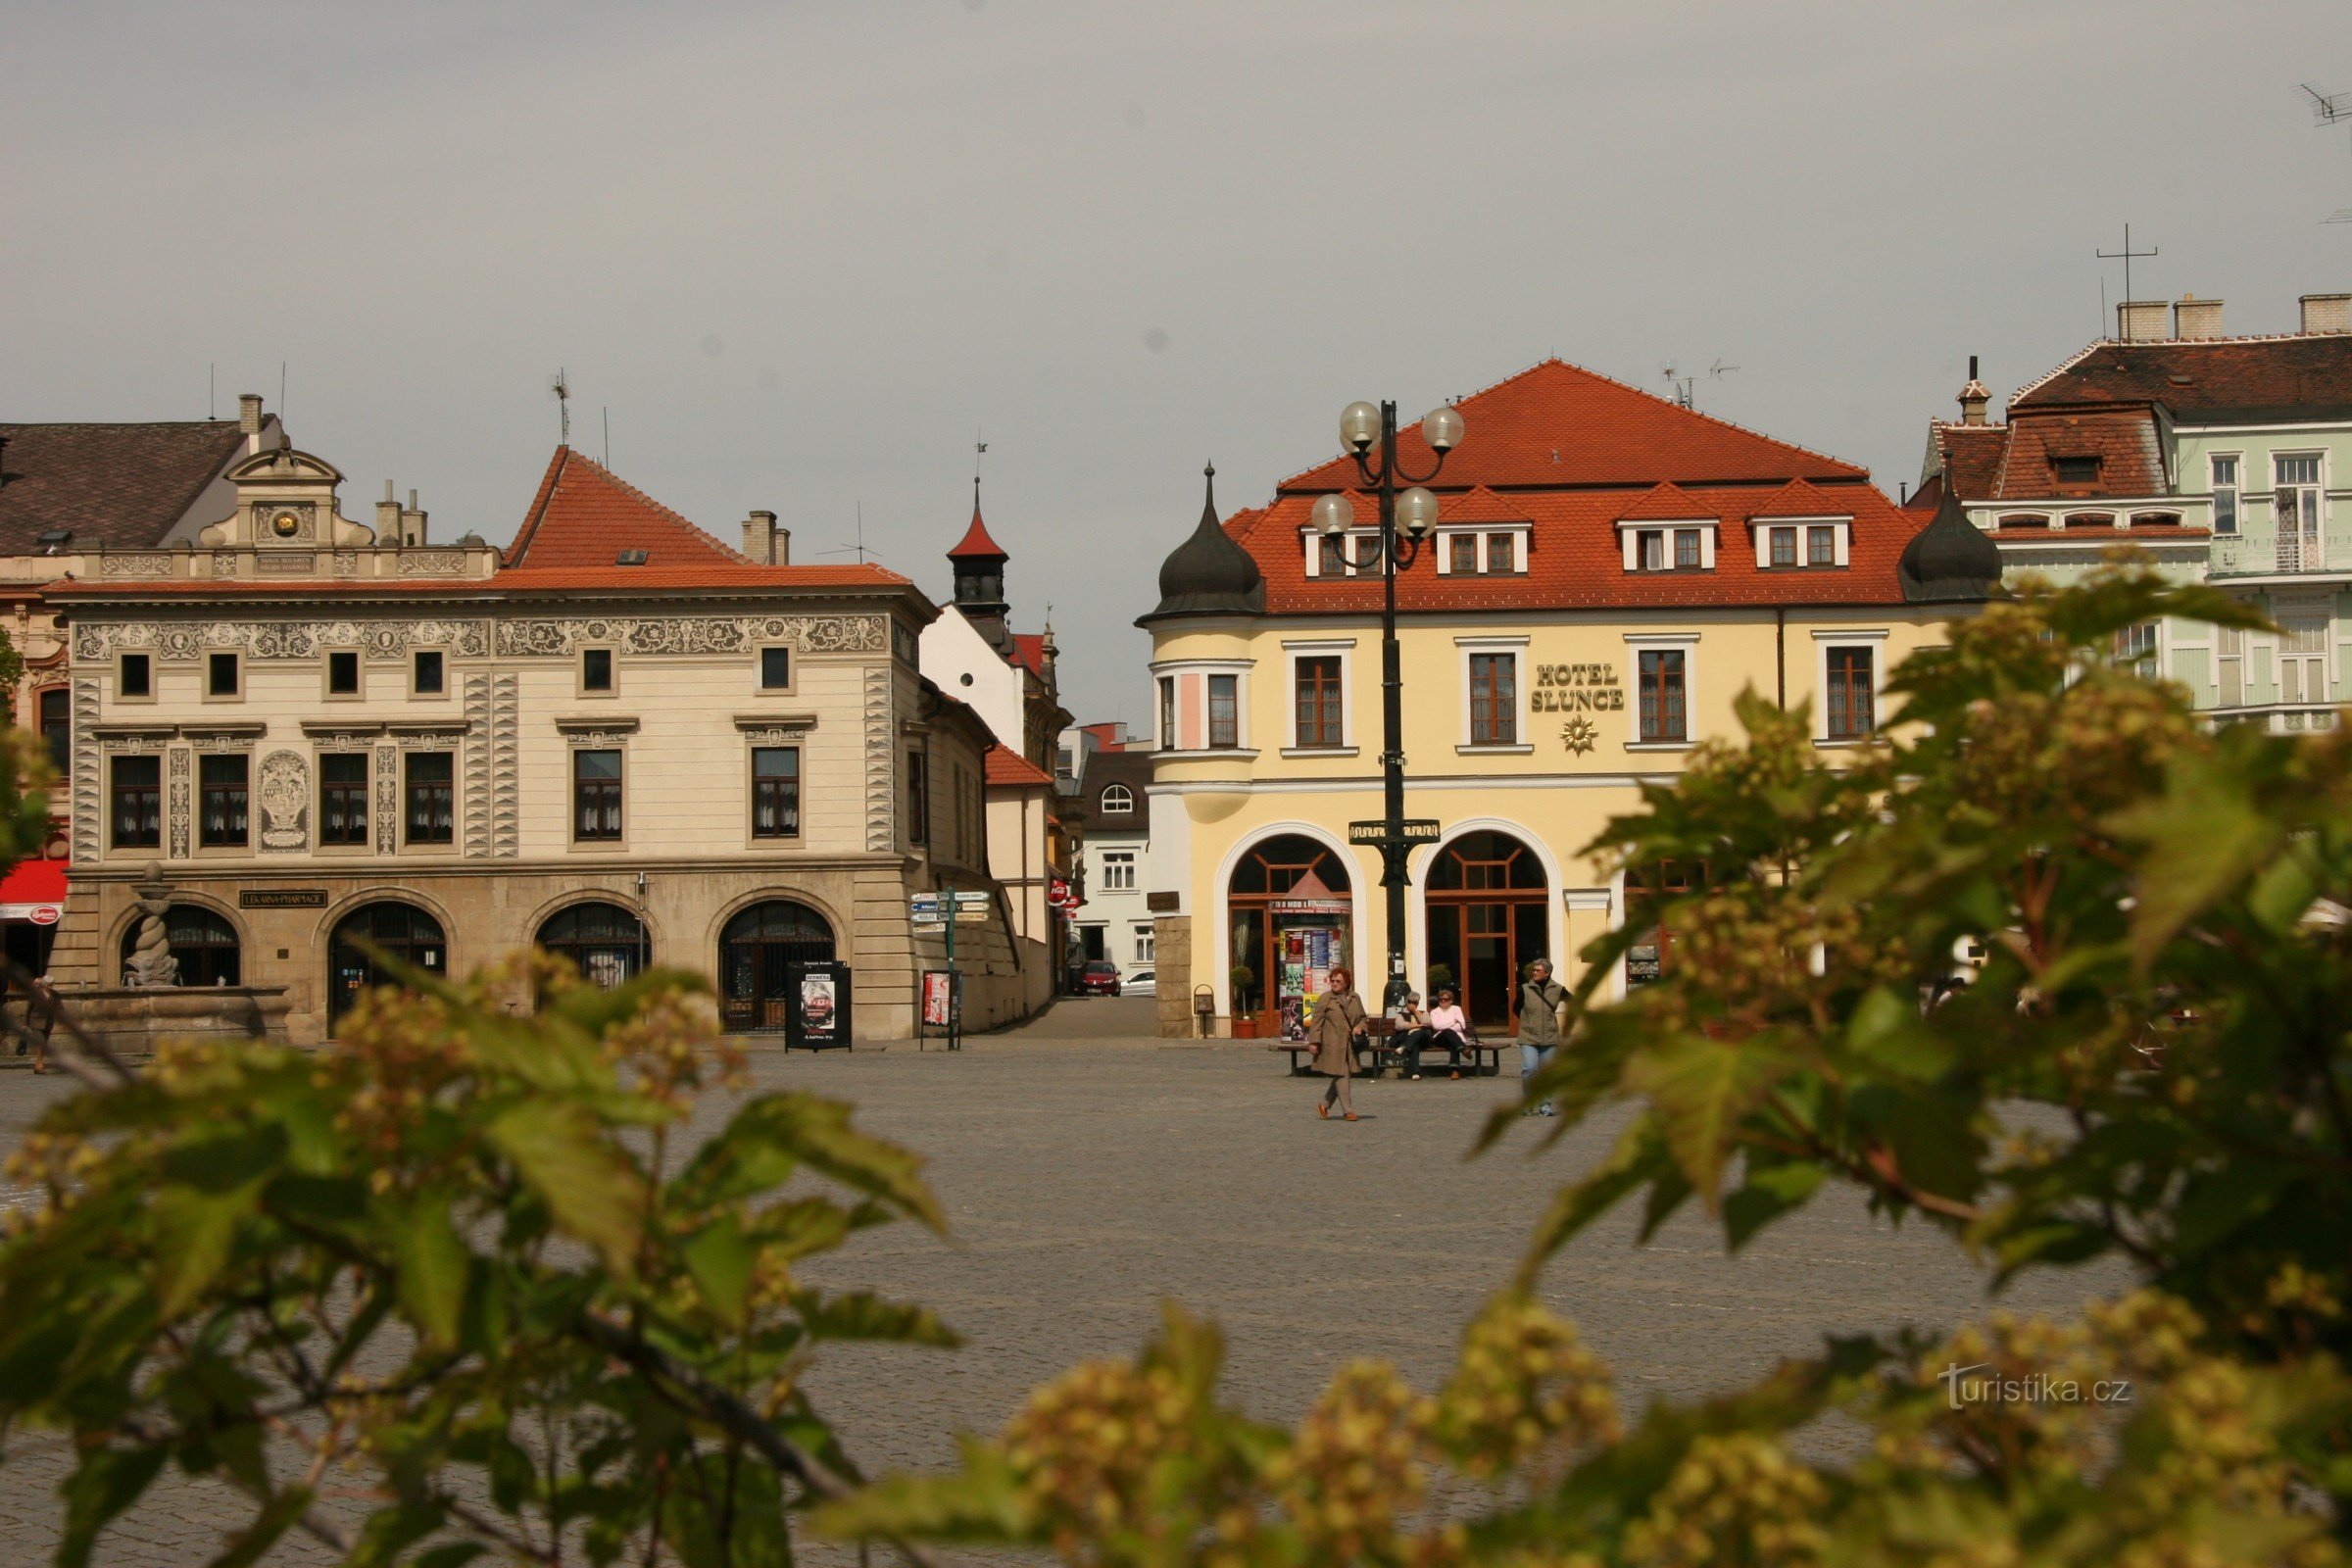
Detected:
[
  {"left": 99, "top": 553, "right": 174, "bottom": 578},
  {"left": 168, "top": 748, "right": 190, "bottom": 859},
  {"left": 375, "top": 746, "right": 398, "bottom": 856},
  {"left": 494, "top": 613, "right": 886, "bottom": 659},
  {"left": 397, "top": 551, "right": 471, "bottom": 577},
  {"left": 463, "top": 674, "right": 492, "bottom": 858},
  {"left": 257, "top": 751, "right": 310, "bottom": 853},
  {"left": 862, "top": 664, "right": 893, "bottom": 852},
  {"left": 491, "top": 674, "right": 518, "bottom": 858},
  {"left": 70, "top": 679, "right": 99, "bottom": 862},
  {"left": 74, "top": 618, "right": 492, "bottom": 663}
]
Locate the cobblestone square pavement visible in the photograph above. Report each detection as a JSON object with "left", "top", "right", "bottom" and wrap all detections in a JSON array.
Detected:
[{"left": 0, "top": 999, "right": 2128, "bottom": 1565}]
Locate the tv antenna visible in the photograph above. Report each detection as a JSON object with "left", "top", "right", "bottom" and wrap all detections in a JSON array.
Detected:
[
  {"left": 2096, "top": 224, "right": 2158, "bottom": 310},
  {"left": 549, "top": 369, "right": 571, "bottom": 446},
  {"left": 1660, "top": 360, "right": 1738, "bottom": 410},
  {"left": 2302, "top": 84, "right": 2352, "bottom": 222},
  {"left": 813, "top": 502, "right": 875, "bottom": 564}
]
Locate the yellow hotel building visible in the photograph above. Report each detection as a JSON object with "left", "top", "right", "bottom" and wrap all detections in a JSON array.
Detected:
[{"left": 1140, "top": 360, "right": 2001, "bottom": 1039}]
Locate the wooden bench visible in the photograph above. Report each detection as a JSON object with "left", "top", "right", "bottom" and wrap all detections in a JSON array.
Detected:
[{"left": 1277, "top": 1017, "right": 1507, "bottom": 1079}]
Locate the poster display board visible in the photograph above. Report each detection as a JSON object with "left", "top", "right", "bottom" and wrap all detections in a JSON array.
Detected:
[
  {"left": 784, "top": 961, "right": 854, "bottom": 1051},
  {"left": 917, "top": 968, "right": 963, "bottom": 1051},
  {"left": 1277, "top": 923, "right": 1342, "bottom": 1041}
]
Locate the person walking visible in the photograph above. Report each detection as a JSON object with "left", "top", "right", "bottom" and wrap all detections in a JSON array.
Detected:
[
  {"left": 1310, "top": 965, "right": 1369, "bottom": 1121},
  {"left": 1516, "top": 958, "right": 1569, "bottom": 1116}
]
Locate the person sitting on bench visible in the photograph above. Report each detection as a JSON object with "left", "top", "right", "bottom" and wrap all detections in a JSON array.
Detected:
[
  {"left": 1386, "top": 991, "right": 1430, "bottom": 1071},
  {"left": 1412, "top": 987, "right": 1470, "bottom": 1079}
]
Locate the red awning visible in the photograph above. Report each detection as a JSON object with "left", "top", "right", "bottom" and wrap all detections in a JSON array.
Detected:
[{"left": 0, "top": 858, "right": 68, "bottom": 923}]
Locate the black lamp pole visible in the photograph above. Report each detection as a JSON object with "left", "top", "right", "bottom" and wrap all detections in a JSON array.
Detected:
[{"left": 1342, "top": 400, "right": 1453, "bottom": 1008}]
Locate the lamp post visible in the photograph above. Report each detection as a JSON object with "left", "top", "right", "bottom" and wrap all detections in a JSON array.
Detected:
[{"left": 1313, "top": 399, "right": 1464, "bottom": 1008}]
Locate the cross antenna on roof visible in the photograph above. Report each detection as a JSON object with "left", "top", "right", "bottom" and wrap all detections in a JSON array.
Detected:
[
  {"left": 549, "top": 369, "right": 571, "bottom": 446},
  {"left": 2095, "top": 224, "right": 2158, "bottom": 317}
]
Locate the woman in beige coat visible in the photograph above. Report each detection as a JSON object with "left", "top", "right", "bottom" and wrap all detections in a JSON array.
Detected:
[{"left": 1310, "top": 965, "right": 1370, "bottom": 1121}]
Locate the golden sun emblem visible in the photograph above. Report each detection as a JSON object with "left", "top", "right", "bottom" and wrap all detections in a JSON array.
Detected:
[{"left": 1560, "top": 715, "right": 1598, "bottom": 756}]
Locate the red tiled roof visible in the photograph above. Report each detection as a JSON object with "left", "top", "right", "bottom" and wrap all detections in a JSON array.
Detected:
[
  {"left": 1234, "top": 480, "right": 1919, "bottom": 613},
  {"left": 1278, "top": 359, "right": 1866, "bottom": 493},
  {"left": 1615, "top": 481, "right": 1713, "bottom": 521},
  {"left": 1008, "top": 632, "right": 1049, "bottom": 678},
  {"left": 1438, "top": 486, "right": 1532, "bottom": 523},
  {"left": 1902, "top": 472, "right": 1943, "bottom": 514},
  {"left": 2010, "top": 333, "right": 2352, "bottom": 417},
  {"left": 44, "top": 563, "right": 912, "bottom": 600},
  {"left": 1931, "top": 424, "right": 2009, "bottom": 502},
  {"left": 0, "top": 421, "right": 255, "bottom": 554},
  {"left": 949, "top": 499, "right": 1007, "bottom": 561},
  {"left": 505, "top": 447, "right": 749, "bottom": 568},
  {"left": 984, "top": 744, "right": 1053, "bottom": 788},
  {"left": 1994, "top": 411, "right": 2165, "bottom": 499},
  {"left": 1745, "top": 477, "right": 1853, "bottom": 519}
]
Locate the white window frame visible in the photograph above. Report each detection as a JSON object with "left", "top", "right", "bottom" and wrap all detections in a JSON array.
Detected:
[
  {"left": 1149, "top": 659, "right": 1254, "bottom": 756},
  {"left": 1300, "top": 528, "right": 1379, "bottom": 578},
  {"left": 1100, "top": 849, "right": 1137, "bottom": 891},
  {"left": 1099, "top": 782, "right": 1135, "bottom": 814},
  {"left": 1132, "top": 923, "right": 1154, "bottom": 964},
  {"left": 1282, "top": 638, "right": 1357, "bottom": 756},
  {"left": 1751, "top": 516, "right": 1850, "bottom": 568},
  {"left": 1618, "top": 518, "right": 1718, "bottom": 571},
  {"left": 1623, "top": 632, "right": 1700, "bottom": 750},
  {"left": 1456, "top": 635, "right": 1532, "bottom": 754},
  {"left": 2276, "top": 611, "right": 2332, "bottom": 706},
  {"left": 2215, "top": 622, "right": 2246, "bottom": 709},
  {"left": 1810, "top": 628, "right": 1888, "bottom": 745},
  {"left": 2274, "top": 450, "right": 2327, "bottom": 572},
  {"left": 2209, "top": 453, "right": 2240, "bottom": 537}
]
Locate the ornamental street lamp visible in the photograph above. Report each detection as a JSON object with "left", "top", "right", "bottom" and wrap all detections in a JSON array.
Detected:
[{"left": 1315, "top": 399, "right": 1464, "bottom": 1008}]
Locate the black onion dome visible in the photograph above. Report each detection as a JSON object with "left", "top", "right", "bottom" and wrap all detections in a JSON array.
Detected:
[
  {"left": 1141, "top": 463, "right": 1264, "bottom": 623},
  {"left": 1898, "top": 471, "right": 2004, "bottom": 603}
]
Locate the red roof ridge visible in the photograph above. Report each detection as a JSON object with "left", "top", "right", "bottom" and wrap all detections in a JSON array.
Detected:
[
  {"left": 1746, "top": 476, "right": 1854, "bottom": 519},
  {"left": 1614, "top": 480, "right": 1713, "bottom": 521},
  {"left": 2004, "top": 340, "right": 2113, "bottom": 408},
  {"left": 984, "top": 744, "right": 1054, "bottom": 788},
  {"left": 1270, "top": 358, "right": 1576, "bottom": 493},
  {"left": 504, "top": 447, "right": 751, "bottom": 570}
]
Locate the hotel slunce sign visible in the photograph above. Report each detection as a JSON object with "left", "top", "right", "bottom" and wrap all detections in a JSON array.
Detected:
[{"left": 1534, "top": 662, "right": 1623, "bottom": 756}]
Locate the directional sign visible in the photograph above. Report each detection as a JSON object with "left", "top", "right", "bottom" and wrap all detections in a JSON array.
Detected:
[
  {"left": 952, "top": 892, "right": 992, "bottom": 907},
  {"left": 1348, "top": 819, "right": 1442, "bottom": 846},
  {"left": 955, "top": 907, "right": 989, "bottom": 924}
]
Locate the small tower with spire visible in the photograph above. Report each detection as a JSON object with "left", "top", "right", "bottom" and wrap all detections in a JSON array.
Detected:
[
  {"left": 1957, "top": 355, "right": 1991, "bottom": 426},
  {"left": 948, "top": 475, "right": 1013, "bottom": 656}
]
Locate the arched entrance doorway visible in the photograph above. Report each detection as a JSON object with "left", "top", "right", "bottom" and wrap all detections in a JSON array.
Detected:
[
  {"left": 1226, "top": 834, "right": 1352, "bottom": 1041},
  {"left": 536, "top": 902, "right": 648, "bottom": 990},
  {"left": 718, "top": 901, "right": 835, "bottom": 1034},
  {"left": 1424, "top": 830, "right": 1550, "bottom": 1033},
  {"left": 327, "top": 902, "right": 447, "bottom": 1031},
  {"left": 120, "top": 905, "right": 242, "bottom": 988}
]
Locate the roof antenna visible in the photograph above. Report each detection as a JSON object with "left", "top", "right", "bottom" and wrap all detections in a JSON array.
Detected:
[
  {"left": 549, "top": 369, "right": 571, "bottom": 446},
  {"left": 2301, "top": 84, "right": 2352, "bottom": 221},
  {"left": 2095, "top": 223, "right": 2158, "bottom": 319}
]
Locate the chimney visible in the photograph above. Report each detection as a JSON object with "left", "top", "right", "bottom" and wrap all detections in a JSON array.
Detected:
[
  {"left": 238, "top": 393, "right": 265, "bottom": 452},
  {"left": 401, "top": 488, "right": 427, "bottom": 547},
  {"left": 1958, "top": 354, "right": 1990, "bottom": 426},
  {"left": 2173, "top": 295, "right": 2224, "bottom": 339},
  {"left": 742, "top": 511, "right": 781, "bottom": 564},
  {"left": 2300, "top": 293, "right": 2352, "bottom": 335},
  {"left": 376, "top": 480, "right": 402, "bottom": 540},
  {"left": 2117, "top": 300, "right": 2172, "bottom": 342}
]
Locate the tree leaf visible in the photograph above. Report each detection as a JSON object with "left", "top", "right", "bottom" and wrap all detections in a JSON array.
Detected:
[
  {"left": 680, "top": 1212, "right": 754, "bottom": 1329},
  {"left": 151, "top": 1184, "right": 260, "bottom": 1319},
  {"left": 56, "top": 1445, "right": 168, "bottom": 1568},
  {"left": 2108, "top": 754, "right": 2282, "bottom": 972},
  {"left": 483, "top": 1100, "right": 646, "bottom": 1277},
  {"left": 202, "top": 1485, "right": 313, "bottom": 1568},
  {"left": 392, "top": 1200, "right": 471, "bottom": 1350},
  {"left": 1623, "top": 1034, "right": 1798, "bottom": 1212}
]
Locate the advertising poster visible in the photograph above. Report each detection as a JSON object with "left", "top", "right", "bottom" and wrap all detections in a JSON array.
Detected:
[
  {"left": 921, "top": 970, "right": 954, "bottom": 1027},
  {"left": 785, "top": 960, "right": 854, "bottom": 1051}
]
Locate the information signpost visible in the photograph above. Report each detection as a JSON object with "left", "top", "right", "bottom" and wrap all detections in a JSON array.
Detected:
[{"left": 912, "top": 890, "right": 991, "bottom": 1050}]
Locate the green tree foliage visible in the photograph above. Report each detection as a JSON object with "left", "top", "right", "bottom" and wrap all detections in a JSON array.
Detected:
[
  {"left": 0, "top": 956, "right": 955, "bottom": 1567},
  {"left": 822, "top": 571, "right": 2352, "bottom": 1566}
]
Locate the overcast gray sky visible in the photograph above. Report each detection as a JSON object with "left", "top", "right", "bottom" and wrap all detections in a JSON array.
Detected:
[{"left": 8, "top": 1, "right": 2350, "bottom": 726}]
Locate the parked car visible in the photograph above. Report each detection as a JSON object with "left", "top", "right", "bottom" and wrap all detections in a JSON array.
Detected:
[
  {"left": 1121, "top": 969, "right": 1155, "bottom": 997},
  {"left": 1076, "top": 960, "right": 1122, "bottom": 996}
]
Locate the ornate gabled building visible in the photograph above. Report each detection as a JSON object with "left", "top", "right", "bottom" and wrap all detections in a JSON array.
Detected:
[
  {"left": 1141, "top": 359, "right": 1993, "bottom": 1039},
  {"left": 1913, "top": 293, "right": 2352, "bottom": 730},
  {"left": 42, "top": 440, "right": 1026, "bottom": 1042}
]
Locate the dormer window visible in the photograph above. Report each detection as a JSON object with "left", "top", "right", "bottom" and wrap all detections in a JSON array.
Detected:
[
  {"left": 1319, "top": 534, "right": 1350, "bottom": 575},
  {"left": 1434, "top": 529, "right": 1526, "bottom": 575},
  {"left": 2052, "top": 455, "right": 2102, "bottom": 490},
  {"left": 1621, "top": 520, "right": 1717, "bottom": 572},
  {"left": 1752, "top": 517, "right": 1851, "bottom": 568}
]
